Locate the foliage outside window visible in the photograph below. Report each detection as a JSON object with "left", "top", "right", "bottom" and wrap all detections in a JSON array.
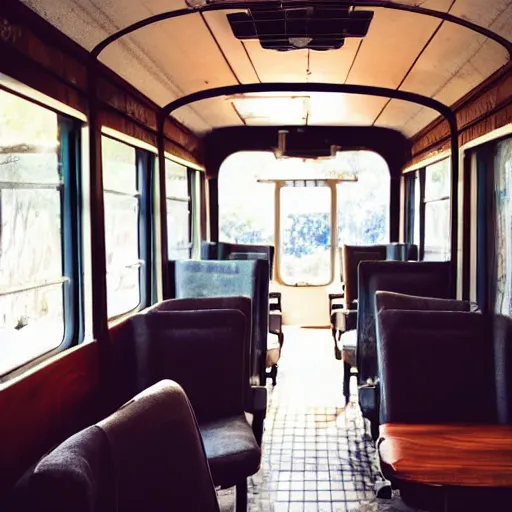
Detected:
[
  {"left": 336, "top": 151, "right": 390, "bottom": 246},
  {"left": 494, "top": 137, "right": 512, "bottom": 315},
  {"left": 165, "top": 159, "right": 191, "bottom": 260},
  {"left": 219, "top": 150, "right": 389, "bottom": 286},
  {"left": 103, "top": 136, "right": 142, "bottom": 319},
  {"left": 280, "top": 182, "right": 331, "bottom": 285},
  {"left": 0, "top": 89, "right": 68, "bottom": 375},
  {"left": 219, "top": 152, "right": 275, "bottom": 246},
  {"left": 424, "top": 159, "right": 450, "bottom": 261}
]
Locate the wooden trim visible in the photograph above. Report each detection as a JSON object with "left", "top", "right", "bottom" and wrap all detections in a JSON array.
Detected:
[
  {"left": 410, "top": 64, "right": 512, "bottom": 165},
  {"left": 0, "top": 0, "right": 203, "bottom": 164}
]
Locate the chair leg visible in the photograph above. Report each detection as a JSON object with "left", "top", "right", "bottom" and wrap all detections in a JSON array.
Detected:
[
  {"left": 343, "top": 361, "right": 351, "bottom": 404},
  {"left": 235, "top": 479, "right": 248, "bottom": 512},
  {"left": 271, "top": 364, "right": 278, "bottom": 386}
]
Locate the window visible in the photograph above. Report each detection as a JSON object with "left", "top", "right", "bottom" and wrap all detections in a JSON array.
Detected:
[
  {"left": 219, "top": 152, "right": 275, "bottom": 245},
  {"left": 102, "top": 136, "right": 146, "bottom": 319},
  {"left": 493, "top": 137, "right": 512, "bottom": 315},
  {"left": 424, "top": 159, "right": 450, "bottom": 261},
  {"left": 280, "top": 182, "right": 331, "bottom": 286},
  {"left": 165, "top": 159, "right": 192, "bottom": 259},
  {"left": 336, "top": 151, "right": 390, "bottom": 246},
  {"left": 0, "top": 89, "right": 81, "bottom": 376}
]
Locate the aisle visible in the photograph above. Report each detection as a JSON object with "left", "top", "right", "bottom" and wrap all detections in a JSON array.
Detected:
[{"left": 247, "top": 327, "right": 379, "bottom": 512}]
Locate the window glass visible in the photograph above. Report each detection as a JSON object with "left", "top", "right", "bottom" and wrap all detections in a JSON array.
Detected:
[
  {"left": 280, "top": 184, "right": 331, "bottom": 285},
  {"left": 425, "top": 159, "right": 450, "bottom": 201},
  {"left": 218, "top": 152, "right": 275, "bottom": 245},
  {"left": 165, "top": 159, "right": 191, "bottom": 259},
  {"left": 494, "top": 137, "right": 512, "bottom": 315},
  {"left": 424, "top": 159, "right": 451, "bottom": 261},
  {"left": 0, "top": 89, "right": 65, "bottom": 375},
  {"left": 424, "top": 200, "right": 450, "bottom": 261},
  {"left": 336, "top": 152, "right": 390, "bottom": 246},
  {"left": 102, "top": 137, "right": 141, "bottom": 319}
]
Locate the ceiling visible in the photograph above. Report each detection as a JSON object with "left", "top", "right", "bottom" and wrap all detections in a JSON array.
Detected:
[{"left": 21, "top": 0, "right": 512, "bottom": 138}]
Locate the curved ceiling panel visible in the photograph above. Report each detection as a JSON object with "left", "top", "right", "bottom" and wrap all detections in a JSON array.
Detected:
[
  {"left": 22, "top": 0, "right": 189, "bottom": 50},
  {"left": 19, "top": 0, "right": 512, "bottom": 138},
  {"left": 174, "top": 92, "right": 441, "bottom": 132}
]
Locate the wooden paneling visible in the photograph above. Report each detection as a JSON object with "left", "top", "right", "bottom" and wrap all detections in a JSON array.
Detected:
[
  {"left": 0, "top": 0, "right": 203, "bottom": 165},
  {"left": 0, "top": 343, "right": 100, "bottom": 499},
  {"left": 409, "top": 64, "right": 512, "bottom": 165}
]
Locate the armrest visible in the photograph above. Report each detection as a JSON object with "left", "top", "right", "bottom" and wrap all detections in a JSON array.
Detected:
[
  {"left": 246, "top": 386, "right": 267, "bottom": 446},
  {"left": 247, "top": 385, "right": 267, "bottom": 413}
]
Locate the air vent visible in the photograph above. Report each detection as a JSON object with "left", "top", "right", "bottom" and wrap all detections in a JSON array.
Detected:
[
  {"left": 274, "top": 130, "right": 340, "bottom": 159},
  {"left": 227, "top": 4, "right": 373, "bottom": 51}
]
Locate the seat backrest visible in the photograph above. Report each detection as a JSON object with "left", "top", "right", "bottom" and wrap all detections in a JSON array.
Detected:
[
  {"left": 97, "top": 380, "right": 220, "bottom": 512},
  {"left": 342, "top": 245, "right": 387, "bottom": 309},
  {"left": 11, "top": 380, "right": 220, "bottom": 512},
  {"left": 376, "top": 310, "right": 496, "bottom": 424},
  {"left": 493, "top": 315, "right": 512, "bottom": 425},
  {"left": 357, "top": 261, "right": 453, "bottom": 385},
  {"left": 130, "top": 309, "right": 247, "bottom": 423},
  {"left": 385, "top": 243, "right": 419, "bottom": 261},
  {"left": 211, "top": 242, "right": 275, "bottom": 278},
  {"left": 375, "top": 291, "right": 475, "bottom": 314},
  {"left": 146, "top": 297, "right": 252, "bottom": 391},
  {"left": 169, "top": 259, "right": 269, "bottom": 386}
]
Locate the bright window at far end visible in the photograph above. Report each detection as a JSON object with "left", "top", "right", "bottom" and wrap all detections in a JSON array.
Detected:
[{"left": 280, "top": 182, "right": 331, "bottom": 286}]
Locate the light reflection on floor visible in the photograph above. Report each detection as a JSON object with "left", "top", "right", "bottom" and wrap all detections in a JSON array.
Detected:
[{"left": 219, "top": 327, "right": 422, "bottom": 512}]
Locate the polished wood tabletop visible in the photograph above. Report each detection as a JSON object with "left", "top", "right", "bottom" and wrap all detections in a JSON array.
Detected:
[{"left": 379, "top": 423, "right": 512, "bottom": 487}]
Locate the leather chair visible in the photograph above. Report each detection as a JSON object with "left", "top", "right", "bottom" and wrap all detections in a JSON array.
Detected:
[
  {"left": 168, "top": 259, "right": 270, "bottom": 387},
  {"left": 130, "top": 309, "right": 261, "bottom": 510},
  {"left": 353, "top": 261, "right": 454, "bottom": 437},
  {"left": 10, "top": 380, "right": 221, "bottom": 512}
]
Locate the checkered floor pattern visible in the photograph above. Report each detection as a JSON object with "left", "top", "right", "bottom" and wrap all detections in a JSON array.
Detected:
[{"left": 218, "top": 327, "right": 421, "bottom": 512}]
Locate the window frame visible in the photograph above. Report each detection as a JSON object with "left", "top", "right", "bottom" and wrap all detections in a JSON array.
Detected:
[
  {"left": 165, "top": 158, "right": 194, "bottom": 260},
  {"left": 276, "top": 179, "right": 336, "bottom": 287},
  {"left": 102, "top": 134, "right": 151, "bottom": 321},
  {"left": 0, "top": 98, "right": 84, "bottom": 381},
  {"left": 404, "top": 159, "right": 451, "bottom": 262}
]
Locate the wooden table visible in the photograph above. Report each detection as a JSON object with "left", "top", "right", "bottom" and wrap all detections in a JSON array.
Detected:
[
  {"left": 379, "top": 423, "right": 512, "bottom": 510},
  {"left": 379, "top": 423, "right": 512, "bottom": 488}
]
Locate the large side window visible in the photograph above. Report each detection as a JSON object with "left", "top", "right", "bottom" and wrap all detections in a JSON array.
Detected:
[
  {"left": 423, "top": 159, "right": 451, "bottom": 261},
  {"left": 102, "top": 136, "right": 147, "bottom": 319},
  {"left": 0, "top": 89, "right": 82, "bottom": 376},
  {"left": 165, "top": 159, "right": 192, "bottom": 259},
  {"left": 493, "top": 136, "right": 512, "bottom": 315}
]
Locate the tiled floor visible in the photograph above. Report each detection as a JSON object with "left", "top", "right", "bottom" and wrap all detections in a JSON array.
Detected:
[{"left": 219, "top": 327, "right": 422, "bottom": 512}]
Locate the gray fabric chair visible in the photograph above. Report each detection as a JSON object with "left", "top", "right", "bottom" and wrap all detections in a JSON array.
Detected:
[
  {"left": 375, "top": 310, "right": 496, "bottom": 426},
  {"left": 168, "top": 259, "right": 270, "bottom": 387},
  {"left": 129, "top": 309, "right": 261, "bottom": 511},
  {"left": 145, "top": 296, "right": 267, "bottom": 444},
  {"left": 11, "top": 380, "right": 221, "bottom": 512},
  {"left": 354, "top": 261, "right": 454, "bottom": 437}
]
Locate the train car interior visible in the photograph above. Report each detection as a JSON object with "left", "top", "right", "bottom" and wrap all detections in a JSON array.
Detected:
[{"left": 0, "top": 0, "right": 512, "bottom": 511}]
